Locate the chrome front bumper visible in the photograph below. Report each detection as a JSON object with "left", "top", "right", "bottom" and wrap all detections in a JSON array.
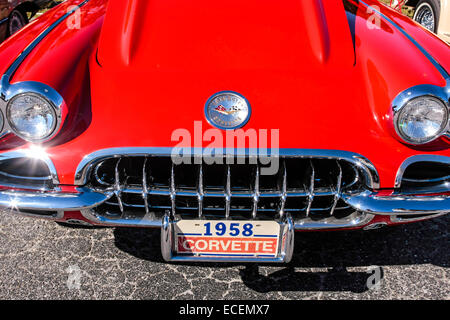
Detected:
[
  {"left": 342, "top": 191, "right": 450, "bottom": 215},
  {"left": 0, "top": 148, "right": 448, "bottom": 229},
  {"left": 0, "top": 187, "right": 448, "bottom": 225}
]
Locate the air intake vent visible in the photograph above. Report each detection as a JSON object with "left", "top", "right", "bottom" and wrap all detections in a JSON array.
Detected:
[
  {"left": 0, "top": 157, "right": 54, "bottom": 190},
  {"left": 400, "top": 161, "right": 450, "bottom": 193}
]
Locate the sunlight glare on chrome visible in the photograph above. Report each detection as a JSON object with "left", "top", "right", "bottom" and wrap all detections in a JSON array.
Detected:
[
  {"left": 23, "top": 145, "right": 49, "bottom": 161},
  {"left": 7, "top": 197, "right": 19, "bottom": 213}
]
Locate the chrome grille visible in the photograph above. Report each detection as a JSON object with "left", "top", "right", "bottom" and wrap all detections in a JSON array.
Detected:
[{"left": 87, "top": 155, "right": 368, "bottom": 223}]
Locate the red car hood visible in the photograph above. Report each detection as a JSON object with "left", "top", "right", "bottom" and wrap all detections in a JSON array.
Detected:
[
  {"left": 87, "top": 0, "right": 446, "bottom": 150},
  {"left": 91, "top": 0, "right": 359, "bottom": 147},
  {"left": 90, "top": 0, "right": 359, "bottom": 141},
  {"left": 5, "top": 0, "right": 449, "bottom": 186},
  {"left": 97, "top": 0, "right": 356, "bottom": 70}
]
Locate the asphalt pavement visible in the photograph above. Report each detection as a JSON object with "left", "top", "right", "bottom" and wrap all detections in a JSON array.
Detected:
[{"left": 0, "top": 211, "right": 448, "bottom": 299}]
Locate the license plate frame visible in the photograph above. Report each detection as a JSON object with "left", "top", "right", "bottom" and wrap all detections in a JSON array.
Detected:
[{"left": 161, "top": 213, "right": 295, "bottom": 263}]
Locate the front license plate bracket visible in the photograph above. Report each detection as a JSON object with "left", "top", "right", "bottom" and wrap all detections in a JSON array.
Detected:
[{"left": 160, "top": 213, "right": 295, "bottom": 263}]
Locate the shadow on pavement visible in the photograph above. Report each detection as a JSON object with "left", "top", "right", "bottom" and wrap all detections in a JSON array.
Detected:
[{"left": 113, "top": 215, "right": 449, "bottom": 293}]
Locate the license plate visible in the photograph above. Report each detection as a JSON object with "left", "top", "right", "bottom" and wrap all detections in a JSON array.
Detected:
[{"left": 174, "top": 220, "right": 281, "bottom": 258}]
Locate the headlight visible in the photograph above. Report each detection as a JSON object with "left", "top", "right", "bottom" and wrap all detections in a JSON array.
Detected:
[
  {"left": 395, "top": 96, "right": 449, "bottom": 144},
  {"left": 6, "top": 93, "right": 57, "bottom": 142}
]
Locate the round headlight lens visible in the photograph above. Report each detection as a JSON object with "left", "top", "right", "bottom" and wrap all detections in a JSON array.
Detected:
[
  {"left": 6, "top": 93, "right": 57, "bottom": 142},
  {"left": 396, "top": 96, "right": 449, "bottom": 144}
]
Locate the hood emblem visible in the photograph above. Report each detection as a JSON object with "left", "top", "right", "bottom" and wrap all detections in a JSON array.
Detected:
[{"left": 205, "top": 91, "right": 251, "bottom": 130}]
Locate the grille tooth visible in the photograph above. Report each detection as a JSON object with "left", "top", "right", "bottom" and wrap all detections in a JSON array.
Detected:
[
  {"left": 113, "top": 158, "right": 125, "bottom": 216},
  {"left": 279, "top": 161, "right": 287, "bottom": 219},
  {"left": 252, "top": 165, "right": 260, "bottom": 219},
  {"left": 306, "top": 160, "right": 315, "bottom": 217},
  {"left": 142, "top": 158, "right": 150, "bottom": 215},
  {"left": 88, "top": 155, "right": 366, "bottom": 222},
  {"left": 225, "top": 164, "right": 231, "bottom": 219},
  {"left": 170, "top": 163, "right": 176, "bottom": 216},
  {"left": 330, "top": 161, "right": 343, "bottom": 216},
  {"left": 198, "top": 164, "right": 204, "bottom": 218}
]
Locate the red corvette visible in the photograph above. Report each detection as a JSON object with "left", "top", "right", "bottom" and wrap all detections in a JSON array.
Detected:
[{"left": 0, "top": 0, "right": 448, "bottom": 263}]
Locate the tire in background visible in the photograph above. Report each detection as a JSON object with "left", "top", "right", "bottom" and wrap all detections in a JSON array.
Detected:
[
  {"left": 413, "top": 0, "right": 441, "bottom": 33},
  {"left": 7, "top": 9, "right": 28, "bottom": 37}
]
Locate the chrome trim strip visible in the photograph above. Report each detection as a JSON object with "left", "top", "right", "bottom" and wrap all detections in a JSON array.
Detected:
[
  {"left": 0, "top": 0, "right": 91, "bottom": 87},
  {"left": 394, "top": 154, "right": 450, "bottom": 188},
  {"left": 81, "top": 211, "right": 162, "bottom": 228},
  {"left": 390, "top": 211, "right": 449, "bottom": 223},
  {"left": 0, "top": 18, "right": 8, "bottom": 26},
  {"left": 360, "top": 0, "right": 449, "bottom": 79},
  {"left": 0, "top": 187, "right": 111, "bottom": 212},
  {"left": 342, "top": 190, "right": 450, "bottom": 215},
  {"left": 97, "top": 187, "right": 341, "bottom": 199},
  {"left": 74, "top": 147, "right": 381, "bottom": 189},
  {"left": 294, "top": 211, "right": 374, "bottom": 230}
]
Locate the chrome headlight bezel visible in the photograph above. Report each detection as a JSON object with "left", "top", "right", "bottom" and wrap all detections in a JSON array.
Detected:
[
  {"left": 0, "top": 80, "right": 66, "bottom": 143},
  {"left": 392, "top": 81, "right": 450, "bottom": 145}
]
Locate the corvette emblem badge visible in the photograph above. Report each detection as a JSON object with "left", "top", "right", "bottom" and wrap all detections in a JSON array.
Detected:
[{"left": 205, "top": 91, "right": 251, "bottom": 130}]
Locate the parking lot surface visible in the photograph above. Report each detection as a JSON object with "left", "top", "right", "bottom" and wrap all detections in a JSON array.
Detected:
[{"left": 0, "top": 212, "right": 448, "bottom": 299}]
